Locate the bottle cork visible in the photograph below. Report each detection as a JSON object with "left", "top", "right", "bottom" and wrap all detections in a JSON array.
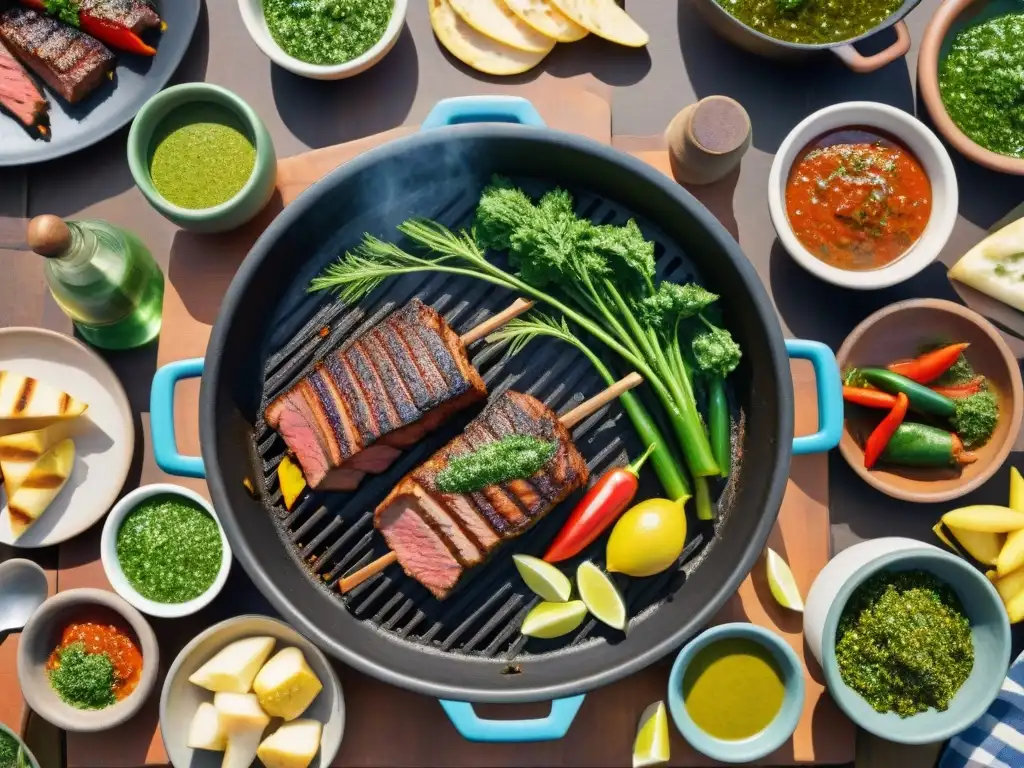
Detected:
[
  {"left": 27, "top": 215, "right": 72, "bottom": 258},
  {"left": 665, "top": 96, "right": 752, "bottom": 186}
]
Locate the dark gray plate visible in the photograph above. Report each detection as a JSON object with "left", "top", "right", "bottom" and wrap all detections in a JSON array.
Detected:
[{"left": 0, "top": 0, "right": 200, "bottom": 167}]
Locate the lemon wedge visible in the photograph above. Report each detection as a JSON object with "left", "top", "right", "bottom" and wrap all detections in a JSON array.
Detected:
[
  {"left": 766, "top": 548, "right": 803, "bottom": 612},
  {"left": 513, "top": 554, "right": 571, "bottom": 602},
  {"left": 632, "top": 700, "right": 670, "bottom": 768},
  {"left": 520, "top": 600, "right": 587, "bottom": 639},
  {"left": 576, "top": 561, "right": 626, "bottom": 630}
]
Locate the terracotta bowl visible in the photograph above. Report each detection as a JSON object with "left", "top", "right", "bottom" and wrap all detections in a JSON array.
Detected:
[
  {"left": 836, "top": 299, "right": 1022, "bottom": 502},
  {"left": 918, "top": 0, "right": 1024, "bottom": 175}
]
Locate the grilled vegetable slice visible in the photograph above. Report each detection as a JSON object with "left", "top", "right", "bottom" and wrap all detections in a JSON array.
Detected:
[
  {"left": 0, "top": 371, "right": 87, "bottom": 426},
  {"left": 0, "top": 424, "right": 69, "bottom": 495},
  {"left": 429, "top": 0, "right": 551, "bottom": 75},
  {"left": 5, "top": 437, "right": 74, "bottom": 535}
]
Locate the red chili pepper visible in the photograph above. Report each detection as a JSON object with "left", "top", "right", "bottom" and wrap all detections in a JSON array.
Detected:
[
  {"left": 17, "top": 0, "right": 157, "bottom": 55},
  {"left": 843, "top": 386, "right": 898, "bottom": 409},
  {"left": 544, "top": 444, "right": 656, "bottom": 564},
  {"left": 930, "top": 376, "right": 985, "bottom": 399},
  {"left": 888, "top": 343, "right": 970, "bottom": 384},
  {"left": 864, "top": 393, "right": 909, "bottom": 469}
]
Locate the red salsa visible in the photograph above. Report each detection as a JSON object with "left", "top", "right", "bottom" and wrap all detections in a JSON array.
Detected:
[
  {"left": 785, "top": 128, "right": 932, "bottom": 271},
  {"left": 46, "top": 621, "right": 143, "bottom": 701}
]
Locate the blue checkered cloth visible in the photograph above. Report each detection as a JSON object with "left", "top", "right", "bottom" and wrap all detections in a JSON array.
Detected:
[{"left": 940, "top": 651, "right": 1024, "bottom": 768}]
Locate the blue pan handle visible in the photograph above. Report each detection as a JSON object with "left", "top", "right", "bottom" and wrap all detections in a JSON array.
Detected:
[
  {"left": 439, "top": 695, "right": 585, "bottom": 742},
  {"left": 785, "top": 339, "right": 842, "bottom": 456},
  {"left": 151, "top": 358, "right": 207, "bottom": 478},
  {"left": 421, "top": 96, "right": 546, "bottom": 130}
]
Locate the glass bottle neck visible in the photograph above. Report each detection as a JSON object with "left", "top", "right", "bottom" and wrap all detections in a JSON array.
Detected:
[{"left": 54, "top": 222, "right": 98, "bottom": 270}]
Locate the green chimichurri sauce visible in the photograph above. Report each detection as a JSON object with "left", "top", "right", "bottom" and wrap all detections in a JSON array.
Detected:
[
  {"left": 939, "top": 11, "right": 1024, "bottom": 160},
  {"left": 436, "top": 436, "right": 558, "bottom": 494},
  {"left": 714, "top": 0, "right": 903, "bottom": 44},
  {"left": 263, "top": 0, "right": 395, "bottom": 66},
  {"left": 835, "top": 570, "right": 974, "bottom": 718},
  {"left": 116, "top": 494, "right": 223, "bottom": 604},
  {"left": 0, "top": 729, "right": 23, "bottom": 768}
]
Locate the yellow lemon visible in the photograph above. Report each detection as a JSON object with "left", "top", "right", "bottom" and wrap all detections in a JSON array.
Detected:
[{"left": 606, "top": 498, "right": 686, "bottom": 577}]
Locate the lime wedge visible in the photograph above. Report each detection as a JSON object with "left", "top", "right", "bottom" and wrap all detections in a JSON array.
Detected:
[
  {"left": 632, "top": 700, "right": 670, "bottom": 768},
  {"left": 520, "top": 600, "right": 587, "bottom": 639},
  {"left": 513, "top": 554, "right": 571, "bottom": 602},
  {"left": 576, "top": 561, "right": 627, "bottom": 630},
  {"left": 766, "top": 548, "right": 804, "bottom": 612}
]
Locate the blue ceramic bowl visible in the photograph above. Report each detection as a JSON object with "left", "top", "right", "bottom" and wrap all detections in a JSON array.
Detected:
[
  {"left": 822, "top": 548, "right": 1010, "bottom": 745},
  {"left": 668, "top": 623, "right": 805, "bottom": 763}
]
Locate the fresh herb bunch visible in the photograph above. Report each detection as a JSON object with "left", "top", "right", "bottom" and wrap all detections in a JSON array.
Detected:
[
  {"left": 835, "top": 570, "right": 973, "bottom": 717},
  {"left": 42, "top": 0, "right": 80, "bottom": 27},
  {"left": 48, "top": 642, "right": 117, "bottom": 710},
  {"left": 437, "top": 436, "right": 557, "bottom": 494},
  {"left": 952, "top": 390, "right": 999, "bottom": 448}
]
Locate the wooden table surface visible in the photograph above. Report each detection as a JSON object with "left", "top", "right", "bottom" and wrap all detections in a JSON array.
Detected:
[{"left": 2, "top": 0, "right": 1023, "bottom": 766}]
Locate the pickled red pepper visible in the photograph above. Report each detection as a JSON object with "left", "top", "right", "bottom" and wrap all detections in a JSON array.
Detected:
[
  {"left": 544, "top": 444, "right": 656, "bottom": 563},
  {"left": 888, "top": 343, "right": 970, "bottom": 384}
]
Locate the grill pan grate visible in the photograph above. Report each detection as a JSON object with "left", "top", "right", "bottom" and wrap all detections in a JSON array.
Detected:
[{"left": 248, "top": 181, "right": 739, "bottom": 663}]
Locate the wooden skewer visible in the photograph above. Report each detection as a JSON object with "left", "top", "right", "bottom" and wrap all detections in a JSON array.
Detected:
[
  {"left": 339, "top": 372, "right": 644, "bottom": 594},
  {"left": 458, "top": 298, "right": 535, "bottom": 346}
]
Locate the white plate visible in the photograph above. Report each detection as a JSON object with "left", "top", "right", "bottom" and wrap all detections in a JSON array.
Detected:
[{"left": 0, "top": 328, "right": 134, "bottom": 547}]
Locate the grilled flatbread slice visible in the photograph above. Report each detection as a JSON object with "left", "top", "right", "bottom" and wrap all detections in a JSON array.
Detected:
[
  {"left": 503, "top": 0, "right": 587, "bottom": 42},
  {"left": 548, "top": 0, "right": 648, "bottom": 46},
  {"left": 6, "top": 438, "right": 74, "bottom": 536},
  {"left": 0, "top": 371, "right": 87, "bottom": 435},
  {"left": 430, "top": 0, "right": 551, "bottom": 75},
  {"left": 447, "top": 0, "right": 556, "bottom": 52},
  {"left": 948, "top": 217, "right": 1024, "bottom": 313}
]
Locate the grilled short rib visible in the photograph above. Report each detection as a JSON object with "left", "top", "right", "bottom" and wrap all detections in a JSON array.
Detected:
[
  {"left": 375, "top": 390, "right": 589, "bottom": 600},
  {"left": 0, "top": 7, "right": 114, "bottom": 104},
  {"left": 0, "top": 39, "right": 48, "bottom": 135},
  {"left": 79, "top": 0, "right": 162, "bottom": 35},
  {"left": 265, "top": 299, "right": 488, "bottom": 491}
]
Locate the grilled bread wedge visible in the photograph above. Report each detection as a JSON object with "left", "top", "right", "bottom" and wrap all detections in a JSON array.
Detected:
[
  {"left": 548, "top": 0, "right": 648, "bottom": 46},
  {"left": 948, "top": 217, "right": 1024, "bottom": 312},
  {"left": 0, "top": 423, "right": 71, "bottom": 496},
  {"left": 447, "top": 0, "right": 556, "bottom": 52},
  {"left": 430, "top": 0, "right": 551, "bottom": 75},
  {"left": 0, "top": 371, "right": 87, "bottom": 436},
  {"left": 5, "top": 437, "right": 74, "bottom": 535}
]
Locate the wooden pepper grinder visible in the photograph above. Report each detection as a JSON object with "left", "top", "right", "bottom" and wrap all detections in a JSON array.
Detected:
[{"left": 666, "top": 96, "right": 752, "bottom": 185}]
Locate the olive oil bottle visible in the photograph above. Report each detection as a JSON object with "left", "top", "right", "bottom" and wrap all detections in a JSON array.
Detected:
[{"left": 28, "top": 215, "right": 165, "bottom": 350}]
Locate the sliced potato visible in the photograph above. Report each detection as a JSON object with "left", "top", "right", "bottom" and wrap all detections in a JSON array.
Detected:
[
  {"left": 213, "top": 692, "right": 270, "bottom": 734},
  {"left": 257, "top": 719, "right": 323, "bottom": 768},
  {"left": 7, "top": 438, "right": 74, "bottom": 536},
  {"left": 430, "top": 0, "right": 550, "bottom": 75},
  {"left": 253, "top": 647, "right": 323, "bottom": 721},
  {"left": 188, "top": 702, "right": 227, "bottom": 752},
  {"left": 941, "top": 505, "right": 1024, "bottom": 533},
  {"left": 947, "top": 525, "right": 1003, "bottom": 566},
  {"left": 222, "top": 728, "right": 264, "bottom": 768},
  {"left": 503, "top": 0, "right": 587, "bottom": 41},
  {"left": 189, "top": 636, "right": 276, "bottom": 694},
  {"left": 548, "top": 0, "right": 648, "bottom": 46},
  {"left": 448, "top": 0, "right": 556, "bottom": 52},
  {"left": 1010, "top": 467, "right": 1023, "bottom": 513}
]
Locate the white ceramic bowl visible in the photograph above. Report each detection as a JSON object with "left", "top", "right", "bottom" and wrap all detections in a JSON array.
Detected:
[
  {"left": 768, "top": 102, "right": 958, "bottom": 290},
  {"left": 101, "top": 484, "right": 232, "bottom": 618},
  {"left": 238, "top": 0, "right": 407, "bottom": 80},
  {"left": 160, "top": 615, "right": 345, "bottom": 768},
  {"left": 803, "top": 537, "right": 934, "bottom": 665}
]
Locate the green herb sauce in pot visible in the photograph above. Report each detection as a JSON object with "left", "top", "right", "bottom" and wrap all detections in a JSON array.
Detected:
[
  {"left": 263, "top": 0, "right": 395, "bottom": 66},
  {"left": 714, "top": 0, "right": 904, "bottom": 45},
  {"left": 939, "top": 11, "right": 1024, "bottom": 160},
  {"left": 116, "top": 494, "right": 223, "bottom": 604}
]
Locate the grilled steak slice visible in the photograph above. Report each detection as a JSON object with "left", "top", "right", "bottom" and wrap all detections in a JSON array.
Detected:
[
  {"left": 375, "top": 390, "right": 589, "bottom": 599},
  {"left": 0, "top": 39, "right": 47, "bottom": 135},
  {"left": 265, "top": 298, "right": 487, "bottom": 490},
  {"left": 79, "top": 0, "right": 161, "bottom": 34},
  {"left": 0, "top": 7, "right": 114, "bottom": 104}
]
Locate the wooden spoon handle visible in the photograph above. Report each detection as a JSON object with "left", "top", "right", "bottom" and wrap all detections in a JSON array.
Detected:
[
  {"left": 559, "top": 372, "right": 643, "bottom": 429},
  {"left": 459, "top": 298, "right": 535, "bottom": 346},
  {"left": 339, "top": 551, "right": 398, "bottom": 593}
]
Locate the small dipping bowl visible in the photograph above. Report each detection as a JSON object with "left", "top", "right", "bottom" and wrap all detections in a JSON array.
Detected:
[
  {"left": 667, "top": 623, "right": 805, "bottom": 764},
  {"left": 101, "top": 483, "right": 232, "bottom": 618},
  {"left": 836, "top": 298, "right": 1023, "bottom": 502},
  {"left": 819, "top": 548, "right": 1010, "bottom": 744},
  {"left": 0, "top": 723, "right": 40, "bottom": 768},
  {"left": 16, "top": 589, "right": 159, "bottom": 732},
  {"left": 768, "top": 101, "right": 958, "bottom": 290},
  {"left": 127, "top": 83, "right": 276, "bottom": 234}
]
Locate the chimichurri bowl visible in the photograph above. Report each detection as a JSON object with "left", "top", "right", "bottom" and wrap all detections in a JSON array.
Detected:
[
  {"left": 919, "top": 0, "right": 1024, "bottom": 175},
  {"left": 691, "top": 0, "right": 921, "bottom": 72},
  {"left": 100, "top": 483, "right": 233, "bottom": 619},
  {"left": 238, "top": 0, "right": 408, "bottom": 80}
]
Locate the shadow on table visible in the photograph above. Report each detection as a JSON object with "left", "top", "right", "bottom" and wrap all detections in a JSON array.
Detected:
[
  {"left": 271, "top": 27, "right": 419, "bottom": 149},
  {"left": 677, "top": 0, "right": 915, "bottom": 154},
  {"left": 169, "top": 0, "right": 211, "bottom": 86},
  {"left": 542, "top": 35, "right": 652, "bottom": 87}
]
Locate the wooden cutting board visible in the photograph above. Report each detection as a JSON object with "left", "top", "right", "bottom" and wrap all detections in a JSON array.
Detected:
[{"left": 59, "top": 82, "right": 853, "bottom": 767}]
